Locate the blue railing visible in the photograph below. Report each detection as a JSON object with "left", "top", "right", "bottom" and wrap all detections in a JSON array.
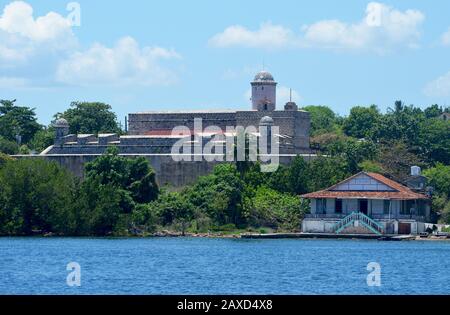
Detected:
[{"left": 332, "top": 211, "right": 384, "bottom": 235}]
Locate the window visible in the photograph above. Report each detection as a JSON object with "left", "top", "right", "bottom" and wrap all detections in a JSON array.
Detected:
[
  {"left": 383, "top": 200, "right": 391, "bottom": 215},
  {"left": 261, "top": 86, "right": 264, "bottom": 90},
  {"left": 316, "top": 199, "right": 327, "bottom": 214},
  {"left": 401, "top": 200, "right": 414, "bottom": 215},
  {"left": 417, "top": 200, "right": 426, "bottom": 216},
  {"left": 335, "top": 199, "right": 342, "bottom": 214}
]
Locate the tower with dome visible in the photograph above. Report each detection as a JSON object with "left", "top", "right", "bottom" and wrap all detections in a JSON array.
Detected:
[{"left": 251, "top": 70, "right": 277, "bottom": 111}]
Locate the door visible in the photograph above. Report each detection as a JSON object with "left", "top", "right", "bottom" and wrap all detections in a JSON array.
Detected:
[
  {"left": 359, "top": 199, "right": 368, "bottom": 215},
  {"left": 398, "top": 223, "right": 411, "bottom": 235}
]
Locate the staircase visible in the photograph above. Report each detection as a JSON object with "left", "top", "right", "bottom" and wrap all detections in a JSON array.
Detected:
[{"left": 333, "top": 212, "right": 384, "bottom": 236}]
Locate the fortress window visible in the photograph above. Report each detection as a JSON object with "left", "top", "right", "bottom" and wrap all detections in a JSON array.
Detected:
[{"left": 261, "top": 86, "right": 264, "bottom": 90}]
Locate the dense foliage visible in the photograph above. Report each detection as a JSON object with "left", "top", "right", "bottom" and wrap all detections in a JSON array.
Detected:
[
  {"left": 0, "top": 99, "right": 449, "bottom": 235},
  {"left": 0, "top": 158, "right": 76, "bottom": 235},
  {"left": 0, "top": 100, "right": 123, "bottom": 154},
  {"left": 305, "top": 101, "right": 450, "bottom": 222}
]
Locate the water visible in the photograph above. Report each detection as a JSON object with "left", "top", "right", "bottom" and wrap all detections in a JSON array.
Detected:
[{"left": 1, "top": 237, "right": 449, "bottom": 294}]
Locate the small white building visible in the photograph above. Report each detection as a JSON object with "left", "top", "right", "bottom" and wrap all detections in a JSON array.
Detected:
[{"left": 300, "top": 172, "right": 431, "bottom": 235}]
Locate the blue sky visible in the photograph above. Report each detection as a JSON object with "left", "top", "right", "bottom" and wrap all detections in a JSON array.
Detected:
[{"left": 1, "top": 0, "right": 450, "bottom": 125}]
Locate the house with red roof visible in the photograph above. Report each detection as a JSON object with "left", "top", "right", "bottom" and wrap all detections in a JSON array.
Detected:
[{"left": 300, "top": 171, "right": 431, "bottom": 235}]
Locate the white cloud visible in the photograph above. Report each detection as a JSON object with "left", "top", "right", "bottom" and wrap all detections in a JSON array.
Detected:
[
  {"left": 441, "top": 27, "right": 450, "bottom": 46},
  {"left": 424, "top": 71, "right": 450, "bottom": 98},
  {"left": 209, "top": 2, "right": 425, "bottom": 54},
  {"left": 244, "top": 86, "right": 301, "bottom": 106},
  {"left": 0, "top": 2, "right": 182, "bottom": 88},
  {"left": 0, "top": 1, "right": 75, "bottom": 63},
  {"left": 209, "top": 22, "right": 295, "bottom": 49},
  {"left": 56, "top": 37, "right": 182, "bottom": 86},
  {"left": 302, "top": 2, "right": 424, "bottom": 53},
  {"left": 0, "top": 76, "right": 28, "bottom": 88}
]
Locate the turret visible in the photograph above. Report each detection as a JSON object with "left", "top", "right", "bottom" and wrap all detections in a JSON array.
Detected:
[
  {"left": 53, "top": 118, "right": 69, "bottom": 145},
  {"left": 251, "top": 71, "right": 277, "bottom": 111}
]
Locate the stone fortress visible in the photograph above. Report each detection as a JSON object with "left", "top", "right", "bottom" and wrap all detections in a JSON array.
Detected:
[{"left": 39, "top": 71, "right": 313, "bottom": 187}]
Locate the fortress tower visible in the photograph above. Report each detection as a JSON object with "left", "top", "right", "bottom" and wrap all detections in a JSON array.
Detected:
[
  {"left": 251, "top": 71, "right": 277, "bottom": 111},
  {"left": 53, "top": 118, "right": 70, "bottom": 145}
]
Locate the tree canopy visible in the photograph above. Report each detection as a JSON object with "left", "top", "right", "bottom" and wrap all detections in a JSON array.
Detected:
[
  {"left": 0, "top": 99, "right": 41, "bottom": 145},
  {"left": 58, "top": 101, "right": 121, "bottom": 135}
]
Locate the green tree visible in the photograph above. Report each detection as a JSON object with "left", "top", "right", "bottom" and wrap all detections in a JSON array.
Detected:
[
  {"left": 0, "top": 136, "right": 19, "bottom": 154},
  {"left": 75, "top": 178, "right": 131, "bottom": 235},
  {"left": 186, "top": 164, "right": 245, "bottom": 226},
  {"left": 131, "top": 203, "right": 159, "bottom": 234},
  {"left": 84, "top": 147, "right": 159, "bottom": 204},
  {"left": 439, "top": 201, "right": 450, "bottom": 224},
  {"left": 152, "top": 191, "right": 194, "bottom": 235},
  {"left": 308, "top": 156, "right": 350, "bottom": 191},
  {"left": 320, "top": 136, "right": 378, "bottom": 173},
  {"left": 245, "top": 186, "right": 306, "bottom": 231},
  {"left": 29, "top": 128, "right": 55, "bottom": 153},
  {"left": 358, "top": 160, "right": 385, "bottom": 173},
  {"left": 424, "top": 104, "right": 443, "bottom": 119},
  {"left": 379, "top": 141, "right": 423, "bottom": 183},
  {"left": 0, "top": 153, "right": 13, "bottom": 168},
  {"left": 72, "top": 147, "right": 159, "bottom": 235},
  {"left": 378, "top": 100, "right": 425, "bottom": 147},
  {"left": 0, "top": 99, "right": 41, "bottom": 144},
  {"left": 302, "top": 105, "right": 340, "bottom": 136},
  {"left": 285, "top": 156, "right": 310, "bottom": 194},
  {"left": 343, "top": 105, "right": 381, "bottom": 139},
  {"left": 423, "top": 163, "right": 450, "bottom": 198},
  {"left": 0, "top": 159, "right": 76, "bottom": 235},
  {"left": 58, "top": 101, "right": 121, "bottom": 134},
  {"left": 417, "top": 118, "right": 450, "bottom": 164}
]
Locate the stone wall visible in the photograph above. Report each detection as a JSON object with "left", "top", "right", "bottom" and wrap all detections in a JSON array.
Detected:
[
  {"left": 128, "top": 109, "right": 311, "bottom": 153},
  {"left": 17, "top": 153, "right": 316, "bottom": 188},
  {"left": 128, "top": 111, "right": 237, "bottom": 135}
]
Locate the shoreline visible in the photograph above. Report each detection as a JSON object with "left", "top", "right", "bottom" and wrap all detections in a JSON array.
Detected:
[{"left": 1, "top": 231, "right": 450, "bottom": 241}]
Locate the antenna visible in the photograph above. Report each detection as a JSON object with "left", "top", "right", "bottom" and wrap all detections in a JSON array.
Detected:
[{"left": 289, "top": 88, "right": 292, "bottom": 102}]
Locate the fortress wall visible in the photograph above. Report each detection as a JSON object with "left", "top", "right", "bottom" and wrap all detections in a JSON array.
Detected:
[
  {"left": 17, "top": 154, "right": 222, "bottom": 188},
  {"left": 236, "top": 110, "right": 310, "bottom": 150},
  {"left": 294, "top": 111, "right": 311, "bottom": 150},
  {"left": 236, "top": 111, "right": 296, "bottom": 135},
  {"left": 15, "top": 154, "right": 315, "bottom": 188},
  {"left": 48, "top": 137, "right": 184, "bottom": 155},
  {"left": 128, "top": 112, "right": 237, "bottom": 135},
  {"left": 127, "top": 110, "right": 311, "bottom": 152}
]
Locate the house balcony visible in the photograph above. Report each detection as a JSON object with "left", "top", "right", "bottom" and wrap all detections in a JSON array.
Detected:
[{"left": 304, "top": 213, "right": 426, "bottom": 221}]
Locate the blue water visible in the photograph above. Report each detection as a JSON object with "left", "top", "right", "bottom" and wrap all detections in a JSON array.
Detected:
[{"left": 1, "top": 237, "right": 449, "bottom": 294}]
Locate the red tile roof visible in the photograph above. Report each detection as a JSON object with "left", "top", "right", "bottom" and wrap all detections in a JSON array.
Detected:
[{"left": 300, "top": 172, "right": 428, "bottom": 200}]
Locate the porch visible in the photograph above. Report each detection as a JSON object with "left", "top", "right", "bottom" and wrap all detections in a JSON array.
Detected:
[{"left": 304, "top": 213, "right": 427, "bottom": 221}]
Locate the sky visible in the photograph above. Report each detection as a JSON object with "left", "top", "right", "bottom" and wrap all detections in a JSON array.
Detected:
[{"left": 1, "top": 0, "right": 450, "bottom": 125}]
